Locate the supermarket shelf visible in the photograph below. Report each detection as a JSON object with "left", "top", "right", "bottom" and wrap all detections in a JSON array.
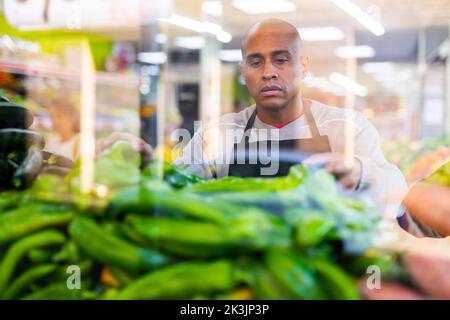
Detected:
[{"left": 0, "top": 59, "right": 139, "bottom": 87}]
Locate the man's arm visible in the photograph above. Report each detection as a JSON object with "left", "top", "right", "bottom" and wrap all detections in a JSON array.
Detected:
[
  {"left": 172, "top": 128, "right": 216, "bottom": 179},
  {"left": 352, "top": 113, "right": 407, "bottom": 215}
]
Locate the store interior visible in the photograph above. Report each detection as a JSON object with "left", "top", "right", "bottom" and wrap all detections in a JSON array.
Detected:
[{"left": 0, "top": 0, "right": 450, "bottom": 301}]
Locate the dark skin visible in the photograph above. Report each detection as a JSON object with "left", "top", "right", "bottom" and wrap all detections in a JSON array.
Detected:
[
  {"left": 239, "top": 19, "right": 310, "bottom": 126},
  {"left": 240, "top": 19, "right": 361, "bottom": 189}
]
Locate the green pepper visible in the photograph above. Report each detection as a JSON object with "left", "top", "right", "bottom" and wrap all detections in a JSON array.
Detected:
[
  {"left": 264, "top": 250, "right": 327, "bottom": 299},
  {"left": 0, "top": 191, "right": 22, "bottom": 213},
  {"left": 21, "top": 282, "right": 84, "bottom": 300},
  {"left": 27, "top": 248, "right": 53, "bottom": 264},
  {"left": 185, "top": 165, "right": 306, "bottom": 193},
  {"left": 1, "top": 264, "right": 57, "bottom": 300},
  {"left": 107, "top": 181, "right": 234, "bottom": 224},
  {"left": 125, "top": 213, "right": 291, "bottom": 258},
  {"left": 114, "top": 260, "right": 237, "bottom": 300},
  {"left": 68, "top": 217, "right": 171, "bottom": 274},
  {"left": 0, "top": 230, "right": 65, "bottom": 293},
  {"left": 0, "top": 204, "right": 74, "bottom": 244},
  {"left": 310, "top": 258, "right": 360, "bottom": 300}
]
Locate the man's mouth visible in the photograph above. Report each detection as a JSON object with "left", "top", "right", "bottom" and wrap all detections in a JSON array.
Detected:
[{"left": 260, "top": 85, "right": 282, "bottom": 96}]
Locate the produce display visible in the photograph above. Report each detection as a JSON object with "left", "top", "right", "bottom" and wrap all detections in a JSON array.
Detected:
[
  {"left": 422, "top": 160, "right": 450, "bottom": 186},
  {"left": 0, "top": 141, "right": 404, "bottom": 300},
  {"left": 382, "top": 137, "right": 450, "bottom": 184},
  {"left": 407, "top": 147, "right": 450, "bottom": 183}
]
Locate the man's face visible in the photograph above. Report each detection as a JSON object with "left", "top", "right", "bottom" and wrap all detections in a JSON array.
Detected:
[{"left": 240, "top": 29, "right": 309, "bottom": 110}]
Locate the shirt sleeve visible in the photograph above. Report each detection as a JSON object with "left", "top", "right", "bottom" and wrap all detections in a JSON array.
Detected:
[
  {"left": 172, "top": 127, "right": 216, "bottom": 179},
  {"left": 352, "top": 113, "right": 408, "bottom": 217}
]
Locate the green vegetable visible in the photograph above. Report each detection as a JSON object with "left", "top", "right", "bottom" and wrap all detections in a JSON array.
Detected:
[
  {"left": 115, "top": 260, "right": 236, "bottom": 299},
  {"left": 264, "top": 250, "right": 326, "bottom": 299},
  {"left": 292, "top": 209, "right": 335, "bottom": 246},
  {"left": 27, "top": 248, "right": 53, "bottom": 264},
  {"left": 21, "top": 282, "right": 84, "bottom": 300},
  {"left": 1, "top": 264, "right": 57, "bottom": 300},
  {"left": 185, "top": 165, "right": 306, "bottom": 193},
  {"left": 0, "top": 230, "right": 65, "bottom": 293},
  {"left": 68, "top": 217, "right": 171, "bottom": 273},
  {"left": 0, "top": 191, "right": 22, "bottom": 212},
  {"left": 107, "top": 182, "right": 233, "bottom": 224},
  {"left": 0, "top": 204, "right": 74, "bottom": 244},
  {"left": 310, "top": 258, "right": 360, "bottom": 300},
  {"left": 142, "top": 160, "right": 205, "bottom": 188},
  {"left": 125, "top": 213, "right": 291, "bottom": 258},
  {"left": 66, "top": 140, "right": 141, "bottom": 190}
]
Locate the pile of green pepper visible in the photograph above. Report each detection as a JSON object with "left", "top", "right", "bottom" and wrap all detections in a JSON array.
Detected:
[{"left": 0, "top": 142, "right": 404, "bottom": 300}]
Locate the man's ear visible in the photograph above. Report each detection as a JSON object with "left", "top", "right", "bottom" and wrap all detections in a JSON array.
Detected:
[{"left": 300, "top": 56, "right": 310, "bottom": 79}]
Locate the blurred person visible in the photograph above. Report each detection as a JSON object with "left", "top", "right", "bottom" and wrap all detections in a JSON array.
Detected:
[
  {"left": 362, "top": 183, "right": 450, "bottom": 299},
  {"left": 97, "top": 18, "right": 406, "bottom": 213},
  {"left": 44, "top": 96, "right": 80, "bottom": 160}
]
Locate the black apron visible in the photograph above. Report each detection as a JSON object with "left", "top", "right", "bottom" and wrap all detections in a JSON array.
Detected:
[{"left": 227, "top": 100, "right": 332, "bottom": 178}]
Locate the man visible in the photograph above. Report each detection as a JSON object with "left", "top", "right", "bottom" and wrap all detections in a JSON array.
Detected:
[{"left": 99, "top": 18, "right": 406, "bottom": 213}]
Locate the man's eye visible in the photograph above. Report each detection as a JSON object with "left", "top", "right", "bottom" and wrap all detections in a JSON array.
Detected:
[
  {"left": 275, "top": 58, "right": 288, "bottom": 64},
  {"left": 249, "top": 61, "right": 261, "bottom": 68}
]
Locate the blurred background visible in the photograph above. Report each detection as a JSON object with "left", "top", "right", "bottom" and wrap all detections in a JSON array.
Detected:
[{"left": 0, "top": 0, "right": 449, "bottom": 182}]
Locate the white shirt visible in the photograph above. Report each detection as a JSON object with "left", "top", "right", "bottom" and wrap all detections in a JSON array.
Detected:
[{"left": 173, "top": 100, "right": 407, "bottom": 216}]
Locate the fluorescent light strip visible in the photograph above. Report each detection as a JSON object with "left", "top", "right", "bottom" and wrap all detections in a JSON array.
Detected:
[
  {"left": 202, "top": 1, "right": 223, "bottom": 17},
  {"left": 335, "top": 45, "right": 375, "bottom": 58},
  {"left": 329, "top": 0, "right": 385, "bottom": 36},
  {"left": 159, "top": 14, "right": 232, "bottom": 43},
  {"left": 298, "top": 26, "right": 345, "bottom": 42},
  {"left": 232, "top": 0, "right": 296, "bottom": 15},
  {"left": 138, "top": 52, "right": 167, "bottom": 65},
  {"left": 174, "top": 36, "right": 205, "bottom": 50},
  {"left": 159, "top": 14, "right": 205, "bottom": 33},
  {"left": 329, "top": 72, "right": 368, "bottom": 97},
  {"left": 219, "top": 49, "right": 242, "bottom": 62}
]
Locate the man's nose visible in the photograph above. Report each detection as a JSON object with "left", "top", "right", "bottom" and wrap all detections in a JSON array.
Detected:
[{"left": 262, "top": 63, "right": 278, "bottom": 81}]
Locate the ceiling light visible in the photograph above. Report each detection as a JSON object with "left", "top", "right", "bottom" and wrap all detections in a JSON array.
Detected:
[
  {"left": 329, "top": 72, "right": 368, "bottom": 97},
  {"left": 232, "top": 0, "right": 296, "bottom": 15},
  {"left": 216, "top": 31, "right": 232, "bottom": 43},
  {"left": 202, "top": 1, "right": 223, "bottom": 17},
  {"left": 219, "top": 50, "right": 242, "bottom": 62},
  {"left": 138, "top": 52, "right": 167, "bottom": 64},
  {"left": 362, "top": 62, "right": 395, "bottom": 74},
  {"left": 298, "top": 26, "right": 345, "bottom": 42},
  {"left": 335, "top": 45, "right": 375, "bottom": 59},
  {"left": 328, "top": 0, "right": 385, "bottom": 36},
  {"left": 155, "top": 33, "right": 168, "bottom": 44},
  {"left": 174, "top": 36, "right": 205, "bottom": 50},
  {"left": 159, "top": 14, "right": 232, "bottom": 43}
]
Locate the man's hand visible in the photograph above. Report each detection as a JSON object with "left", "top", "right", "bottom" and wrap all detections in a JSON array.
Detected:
[
  {"left": 303, "top": 153, "right": 362, "bottom": 190},
  {"left": 96, "top": 132, "right": 153, "bottom": 166}
]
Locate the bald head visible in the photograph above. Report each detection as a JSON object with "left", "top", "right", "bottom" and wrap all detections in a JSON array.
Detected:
[{"left": 241, "top": 18, "right": 302, "bottom": 55}]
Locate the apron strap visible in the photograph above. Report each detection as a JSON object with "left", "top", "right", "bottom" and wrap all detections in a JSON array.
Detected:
[
  {"left": 244, "top": 100, "right": 321, "bottom": 138},
  {"left": 244, "top": 108, "right": 257, "bottom": 132},
  {"left": 303, "top": 100, "right": 321, "bottom": 138}
]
